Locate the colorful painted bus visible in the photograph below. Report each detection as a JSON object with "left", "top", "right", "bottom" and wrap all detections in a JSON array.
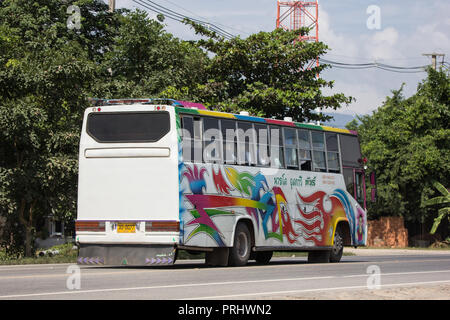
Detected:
[{"left": 76, "top": 98, "right": 367, "bottom": 266}]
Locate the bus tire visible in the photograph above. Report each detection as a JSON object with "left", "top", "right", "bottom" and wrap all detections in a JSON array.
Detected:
[
  {"left": 173, "top": 249, "right": 178, "bottom": 264},
  {"left": 228, "top": 223, "right": 251, "bottom": 267},
  {"left": 330, "top": 225, "right": 344, "bottom": 263},
  {"left": 255, "top": 251, "right": 273, "bottom": 265},
  {"left": 307, "top": 250, "right": 330, "bottom": 263}
]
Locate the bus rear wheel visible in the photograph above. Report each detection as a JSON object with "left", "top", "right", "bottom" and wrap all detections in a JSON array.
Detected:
[{"left": 228, "top": 223, "right": 251, "bottom": 267}]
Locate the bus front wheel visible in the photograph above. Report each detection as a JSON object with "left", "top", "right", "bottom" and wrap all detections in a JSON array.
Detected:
[
  {"left": 228, "top": 223, "right": 251, "bottom": 267},
  {"left": 330, "top": 225, "right": 344, "bottom": 263}
]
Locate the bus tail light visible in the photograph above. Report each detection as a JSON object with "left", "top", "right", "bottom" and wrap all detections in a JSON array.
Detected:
[
  {"left": 76, "top": 221, "right": 106, "bottom": 232},
  {"left": 145, "top": 221, "right": 179, "bottom": 232}
]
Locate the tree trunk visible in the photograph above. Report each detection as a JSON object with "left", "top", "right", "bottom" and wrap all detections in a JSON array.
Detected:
[
  {"left": 24, "top": 226, "right": 33, "bottom": 257},
  {"left": 18, "top": 199, "right": 36, "bottom": 257}
]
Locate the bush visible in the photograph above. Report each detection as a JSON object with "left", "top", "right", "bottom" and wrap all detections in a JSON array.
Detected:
[{"left": 0, "top": 242, "right": 77, "bottom": 265}]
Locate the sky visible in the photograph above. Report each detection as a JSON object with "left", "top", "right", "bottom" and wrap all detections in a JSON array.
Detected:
[{"left": 108, "top": 0, "right": 450, "bottom": 117}]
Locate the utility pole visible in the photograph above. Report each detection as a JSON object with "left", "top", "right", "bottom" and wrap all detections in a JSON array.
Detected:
[
  {"left": 423, "top": 53, "right": 445, "bottom": 70},
  {"left": 109, "top": 0, "right": 115, "bottom": 13}
]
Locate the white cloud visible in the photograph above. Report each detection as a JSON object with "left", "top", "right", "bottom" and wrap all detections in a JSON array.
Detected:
[
  {"left": 372, "top": 27, "right": 399, "bottom": 46},
  {"left": 364, "top": 27, "right": 402, "bottom": 61},
  {"left": 319, "top": 7, "right": 359, "bottom": 57},
  {"left": 317, "top": 2, "right": 449, "bottom": 116},
  {"left": 112, "top": 0, "right": 448, "bottom": 117}
]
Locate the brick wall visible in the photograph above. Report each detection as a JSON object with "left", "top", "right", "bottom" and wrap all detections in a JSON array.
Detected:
[{"left": 367, "top": 216, "right": 408, "bottom": 248}]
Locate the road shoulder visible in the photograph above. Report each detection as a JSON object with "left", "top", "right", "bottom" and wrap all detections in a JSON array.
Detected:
[{"left": 344, "top": 247, "right": 450, "bottom": 256}]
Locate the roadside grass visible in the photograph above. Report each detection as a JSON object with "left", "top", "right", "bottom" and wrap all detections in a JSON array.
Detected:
[
  {"left": 4, "top": 244, "right": 449, "bottom": 265},
  {"left": 0, "top": 243, "right": 78, "bottom": 265},
  {"left": 0, "top": 245, "right": 357, "bottom": 265}
]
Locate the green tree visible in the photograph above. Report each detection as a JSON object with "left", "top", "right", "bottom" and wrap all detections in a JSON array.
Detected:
[
  {"left": 349, "top": 68, "right": 450, "bottom": 232},
  {"left": 0, "top": 2, "right": 209, "bottom": 257},
  {"left": 0, "top": 0, "right": 116, "bottom": 256},
  {"left": 424, "top": 181, "right": 450, "bottom": 235},
  {"left": 163, "top": 21, "right": 353, "bottom": 122},
  {"left": 97, "top": 10, "right": 208, "bottom": 98}
]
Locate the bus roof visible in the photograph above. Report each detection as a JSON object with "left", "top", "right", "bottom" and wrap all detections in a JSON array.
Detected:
[
  {"left": 175, "top": 106, "right": 358, "bottom": 136},
  {"left": 88, "top": 98, "right": 358, "bottom": 136}
]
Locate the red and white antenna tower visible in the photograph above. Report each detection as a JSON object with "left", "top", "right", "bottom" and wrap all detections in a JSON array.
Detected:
[{"left": 276, "top": 0, "right": 319, "bottom": 67}]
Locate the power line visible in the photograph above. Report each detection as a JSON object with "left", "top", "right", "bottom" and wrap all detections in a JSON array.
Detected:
[
  {"left": 159, "top": 0, "right": 251, "bottom": 36},
  {"left": 320, "top": 58, "right": 428, "bottom": 73},
  {"left": 145, "top": 0, "right": 235, "bottom": 38},
  {"left": 133, "top": 0, "right": 235, "bottom": 40},
  {"left": 325, "top": 53, "right": 429, "bottom": 62},
  {"left": 130, "top": 1, "right": 434, "bottom": 74},
  {"left": 133, "top": 0, "right": 231, "bottom": 39}
]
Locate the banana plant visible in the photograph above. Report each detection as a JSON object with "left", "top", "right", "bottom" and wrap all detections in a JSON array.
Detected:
[{"left": 424, "top": 181, "right": 450, "bottom": 234}]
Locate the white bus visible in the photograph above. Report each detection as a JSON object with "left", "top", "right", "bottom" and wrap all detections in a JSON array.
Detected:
[{"left": 76, "top": 98, "right": 367, "bottom": 266}]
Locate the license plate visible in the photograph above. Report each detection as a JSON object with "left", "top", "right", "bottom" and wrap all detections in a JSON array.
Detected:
[{"left": 117, "top": 223, "right": 136, "bottom": 233}]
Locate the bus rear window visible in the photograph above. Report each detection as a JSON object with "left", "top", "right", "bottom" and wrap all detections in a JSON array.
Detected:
[{"left": 87, "top": 112, "right": 170, "bottom": 143}]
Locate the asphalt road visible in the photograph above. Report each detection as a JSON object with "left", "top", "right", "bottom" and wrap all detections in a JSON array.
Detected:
[{"left": 0, "top": 252, "right": 449, "bottom": 300}]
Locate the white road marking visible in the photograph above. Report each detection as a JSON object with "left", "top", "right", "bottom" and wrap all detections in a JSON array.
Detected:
[
  {"left": 0, "top": 276, "right": 334, "bottom": 299},
  {"left": 186, "top": 280, "right": 450, "bottom": 300},
  {"left": 0, "top": 270, "right": 449, "bottom": 299},
  {"left": 342, "top": 269, "right": 450, "bottom": 278}
]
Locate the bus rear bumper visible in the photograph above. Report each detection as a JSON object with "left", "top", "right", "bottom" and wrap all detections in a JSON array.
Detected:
[{"left": 77, "top": 243, "right": 177, "bottom": 266}]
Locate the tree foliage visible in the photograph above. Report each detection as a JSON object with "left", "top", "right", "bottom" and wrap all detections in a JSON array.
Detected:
[
  {"left": 163, "top": 21, "right": 353, "bottom": 122},
  {"left": 0, "top": 1, "right": 353, "bottom": 256},
  {"left": 0, "top": 0, "right": 116, "bottom": 256},
  {"left": 349, "top": 68, "right": 450, "bottom": 229},
  {"left": 96, "top": 10, "right": 208, "bottom": 98},
  {"left": 424, "top": 181, "right": 450, "bottom": 235}
]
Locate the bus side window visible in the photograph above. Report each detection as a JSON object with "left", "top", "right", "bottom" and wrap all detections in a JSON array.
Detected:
[
  {"left": 181, "top": 116, "right": 194, "bottom": 162},
  {"left": 255, "top": 123, "right": 270, "bottom": 167},
  {"left": 283, "top": 127, "right": 298, "bottom": 169},
  {"left": 193, "top": 117, "right": 203, "bottom": 163},
  {"left": 311, "top": 131, "right": 327, "bottom": 172},
  {"left": 343, "top": 168, "right": 354, "bottom": 195},
  {"left": 221, "top": 119, "right": 237, "bottom": 165},
  {"left": 203, "top": 117, "right": 222, "bottom": 163},
  {"left": 355, "top": 171, "right": 365, "bottom": 207},
  {"left": 237, "top": 121, "right": 257, "bottom": 166},
  {"left": 270, "top": 126, "right": 285, "bottom": 169},
  {"left": 325, "top": 132, "right": 341, "bottom": 173},
  {"left": 340, "top": 134, "right": 362, "bottom": 168},
  {"left": 298, "top": 129, "right": 312, "bottom": 171}
]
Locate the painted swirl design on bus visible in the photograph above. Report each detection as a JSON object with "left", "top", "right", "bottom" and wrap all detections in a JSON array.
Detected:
[
  {"left": 295, "top": 191, "right": 347, "bottom": 246},
  {"left": 181, "top": 164, "right": 365, "bottom": 247}
]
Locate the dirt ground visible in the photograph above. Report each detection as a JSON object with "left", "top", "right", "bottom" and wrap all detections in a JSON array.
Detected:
[
  {"left": 277, "top": 284, "right": 450, "bottom": 300},
  {"left": 343, "top": 247, "right": 450, "bottom": 256},
  {"left": 269, "top": 248, "right": 450, "bottom": 300}
]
